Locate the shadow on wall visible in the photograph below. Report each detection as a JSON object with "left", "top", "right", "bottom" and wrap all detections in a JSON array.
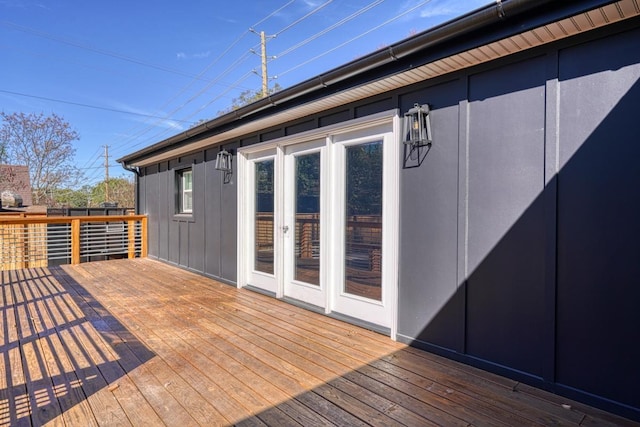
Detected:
[
  {"left": 0, "top": 267, "right": 155, "bottom": 426},
  {"left": 399, "top": 29, "right": 640, "bottom": 420}
]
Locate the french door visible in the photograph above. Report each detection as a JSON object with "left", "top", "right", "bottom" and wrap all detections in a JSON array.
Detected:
[
  {"left": 239, "top": 113, "right": 398, "bottom": 332},
  {"left": 283, "top": 140, "right": 327, "bottom": 309},
  {"left": 330, "top": 136, "right": 388, "bottom": 326},
  {"left": 244, "top": 148, "right": 278, "bottom": 294}
]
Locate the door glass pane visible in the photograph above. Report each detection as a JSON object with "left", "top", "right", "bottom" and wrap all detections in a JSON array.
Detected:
[
  {"left": 294, "top": 152, "right": 320, "bottom": 285},
  {"left": 345, "top": 141, "right": 383, "bottom": 300},
  {"left": 255, "top": 160, "right": 274, "bottom": 274}
]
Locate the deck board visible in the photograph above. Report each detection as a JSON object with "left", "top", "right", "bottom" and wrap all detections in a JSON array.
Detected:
[{"left": 0, "top": 258, "right": 638, "bottom": 426}]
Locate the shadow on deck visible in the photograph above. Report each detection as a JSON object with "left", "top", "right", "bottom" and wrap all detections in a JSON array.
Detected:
[
  {"left": 1, "top": 259, "right": 637, "bottom": 426},
  {"left": 0, "top": 265, "right": 155, "bottom": 426}
]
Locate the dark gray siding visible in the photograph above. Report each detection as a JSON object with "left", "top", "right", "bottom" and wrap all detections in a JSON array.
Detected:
[
  {"left": 220, "top": 143, "right": 238, "bottom": 282},
  {"left": 556, "top": 28, "right": 640, "bottom": 411},
  {"left": 465, "top": 56, "right": 547, "bottom": 377},
  {"left": 398, "top": 78, "right": 465, "bottom": 353},
  {"left": 397, "top": 55, "right": 552, "bottom": 372},
  {"left": 396, "top": 25, "right": 640, "bottom": 419},
  {"left": 140, "top": 151, "right": 237, "bottom": 282},
  {"left": 158, "top": 162, "right": 169, "bottom": 261},
  {"left": 204, "top": 149, "right": 222, "bottom": 278},
  {"left": 135, "top": 22, "right": 640, "bottom": 420}
]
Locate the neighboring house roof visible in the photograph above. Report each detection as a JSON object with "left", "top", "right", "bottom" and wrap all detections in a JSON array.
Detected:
[
  {"left": 0, "top": 164, "right": 33, "bottom": 206},
  {"left": 118, "top": 0, "right": 640, "bottom": 168}
]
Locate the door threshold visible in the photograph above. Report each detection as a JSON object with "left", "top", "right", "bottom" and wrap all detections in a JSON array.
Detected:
[
  {"left": 282, "top": 296, "right": 325, "bottom": 314},
  {"left": 283, "top": 296, "right": 390, "bottom": 337},
  {"left": 244, "top": 284, "right": 276, "bottom": 298}
]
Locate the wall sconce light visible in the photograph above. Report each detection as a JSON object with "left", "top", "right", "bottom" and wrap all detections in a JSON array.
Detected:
[
  {"left": 402, "top": 103, "right": 433, "bottom": 168},
  {"left": 403, "top": 103, "right": 432, "bottom": 147},
  {"left": 215, "top": 148, "right": 233, "bottom": 184}
]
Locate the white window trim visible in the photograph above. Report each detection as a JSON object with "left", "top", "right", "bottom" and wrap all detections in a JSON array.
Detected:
[
  {"left": 179, "top": 168, "right": 193, "bottom": 214},
  {"left": 238, "top": 109, "right": 398, "bottom": 154},
  {"left": 237, "top": 109, "right": 399, "bottom": 339}
]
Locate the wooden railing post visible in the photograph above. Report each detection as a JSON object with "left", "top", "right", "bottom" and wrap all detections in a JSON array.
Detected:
[
  {"left": 71, "top": 219, "right": 81, "bottom": 265},
  {"left": 141, "top": 216, "right": 148, "bottom": 258},
  {"left": 127, "top": 219, "right": 135, "bottom": 259}
]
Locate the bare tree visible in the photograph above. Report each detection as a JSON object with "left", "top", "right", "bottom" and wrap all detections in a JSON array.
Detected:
[
  {"left": 0, "top": 136, "right": 6, "bottom": 163},
  {"left": 0, "top": 165, "right": 25, "bottom": 190},
  {"left": 0, "top": 112, "right": 81, "bottom": 205}
]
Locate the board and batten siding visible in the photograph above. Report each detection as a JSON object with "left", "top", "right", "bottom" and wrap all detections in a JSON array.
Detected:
[
  {"left": 139, "top": 148, "right": 237, "bottom": 284},
  {"left": 398, "top": 25, "right": 640, "bottom": 418},
  {"left": 136, "top": 22, "right": 640, "bottom": 420}
]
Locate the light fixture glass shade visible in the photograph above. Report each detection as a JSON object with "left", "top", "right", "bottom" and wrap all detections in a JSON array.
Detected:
[
  {"left": 215, "top": 149, "right": 233, "bottom": 172},
  {"left": 402, "top": 103, "right": 432, "bottom": 146}
]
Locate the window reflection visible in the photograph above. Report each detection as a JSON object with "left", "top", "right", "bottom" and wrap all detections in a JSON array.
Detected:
[
  {"left": 294, "top": 153, "right": 320, "bottom": 285},
  {"left": 255, "top": 160, "right": 274, "bottom": 274},
  {"left": 344, "top": 141, "right": 383, "bottom": 301}
]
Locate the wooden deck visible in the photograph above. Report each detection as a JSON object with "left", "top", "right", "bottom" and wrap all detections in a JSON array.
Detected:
[{"left": 1, "top": 259, "right": 637, "bottom": 426}]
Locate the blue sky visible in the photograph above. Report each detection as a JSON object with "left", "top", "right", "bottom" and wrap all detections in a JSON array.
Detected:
[{"left": 1, "top": 0, "right": 488, "bottom": 186}]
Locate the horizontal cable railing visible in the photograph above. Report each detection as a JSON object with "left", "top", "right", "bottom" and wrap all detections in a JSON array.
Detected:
[{"left": 0, "top": 214, "right": 147, "bottom": 270}]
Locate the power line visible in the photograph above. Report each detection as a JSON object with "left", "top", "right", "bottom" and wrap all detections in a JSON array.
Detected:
[
  {"left": 277, "top": 0, "right": 433, "bottom": 78},
  {"left": 173, "top": 0, "right": 430, "bottom": 121},
  {"left": 180, "top": 71, "right": 254, "bottom": 123},
  {"left": 5, "top": 1, "right": 436, "bottom": 167},
  {"left": 2, "top": 16, "right": 257, "bottom": 163},
  {"left": 245, "top": 0, "right": 335, "bottom": 99},
  {"left": 275, "top": 0, "right": 385, "bottom": 59},
  {"left": 107, "top": 50, "right": 254, "bottom": 157},
  {"left": 254, "top": 0, "right": 297, "bottom": 28},
  {"left": 159, "top": 0, "right": 296, "bottom": 117},
  {"left": 274, "top": 0, "right": 334, "bottom": 36},
  {"left": 110, "top": 1, "right": 419, "bottom": 157},
  {"left": 2, "top": 1, "right": 297, "bottom": 134},
  {"left": 114, "top": 69, "right": 255, "bottom": 158},
  {"left": 83, "top": 166, "right": 104, "bottom": 185},
  {"left": 77, "top": 164, "right": 120, "bottom": 171},
  {"left": 106, "top": 1, "right": 297, "bottom": 156},
  {"left": 81, "top": 146, "right": 104, "bottom": 171},
  {"left": 0, "top": 42, "right": 193, "bottom": 92},
  {"left": 1, "top": 20, "right": 212, "bottom": 81},
  {"left": 0, "top": 89, "right": 197, "bottom": 124},
  {"left": 78, "top": 154, "right": 102, "bottom": 181}
]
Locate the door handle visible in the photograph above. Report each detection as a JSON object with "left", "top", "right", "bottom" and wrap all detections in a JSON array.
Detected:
[{"left": 282, "top": 225, "right": 289, "bottom": 233}]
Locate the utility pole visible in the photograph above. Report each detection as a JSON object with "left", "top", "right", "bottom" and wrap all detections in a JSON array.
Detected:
[
  {"left": 250, "top": 28, "right": 275, "bottom": 98},
  {"left": 104, "top": 145, "right": 110, "bottom": 203},
  {"left": 260, "top": 30, "right": 268, "bottom": 98}
]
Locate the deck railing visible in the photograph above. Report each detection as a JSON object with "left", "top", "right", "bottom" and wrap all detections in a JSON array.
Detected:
[
  {"left": 0, "top": 214, "right": 147, "bottom": 270},
  {"left": 255, "top": 212, "right": 382, "bottom": 271}
]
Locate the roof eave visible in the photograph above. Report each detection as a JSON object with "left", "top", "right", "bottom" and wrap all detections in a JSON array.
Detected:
[{"left": 118, "top": 0, "right": 619, "bottom": 167}]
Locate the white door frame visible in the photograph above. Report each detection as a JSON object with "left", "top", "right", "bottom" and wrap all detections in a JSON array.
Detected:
[
  {"left": 237, "top": 109, "right": 399, "bottom": 339},
  {"left": 328, "top": 124, "right": 399, "bottom": 330},
  {"left": 238, "top": 148, "right": 280, "bottom": 295},
  {"left": 283, "top": 139, "right": 328, "bottom": 310}
]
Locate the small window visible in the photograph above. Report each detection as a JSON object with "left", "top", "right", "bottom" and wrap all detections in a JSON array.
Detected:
[{"left": 178, "top": 169, "right": 193, "bottom": 214}]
